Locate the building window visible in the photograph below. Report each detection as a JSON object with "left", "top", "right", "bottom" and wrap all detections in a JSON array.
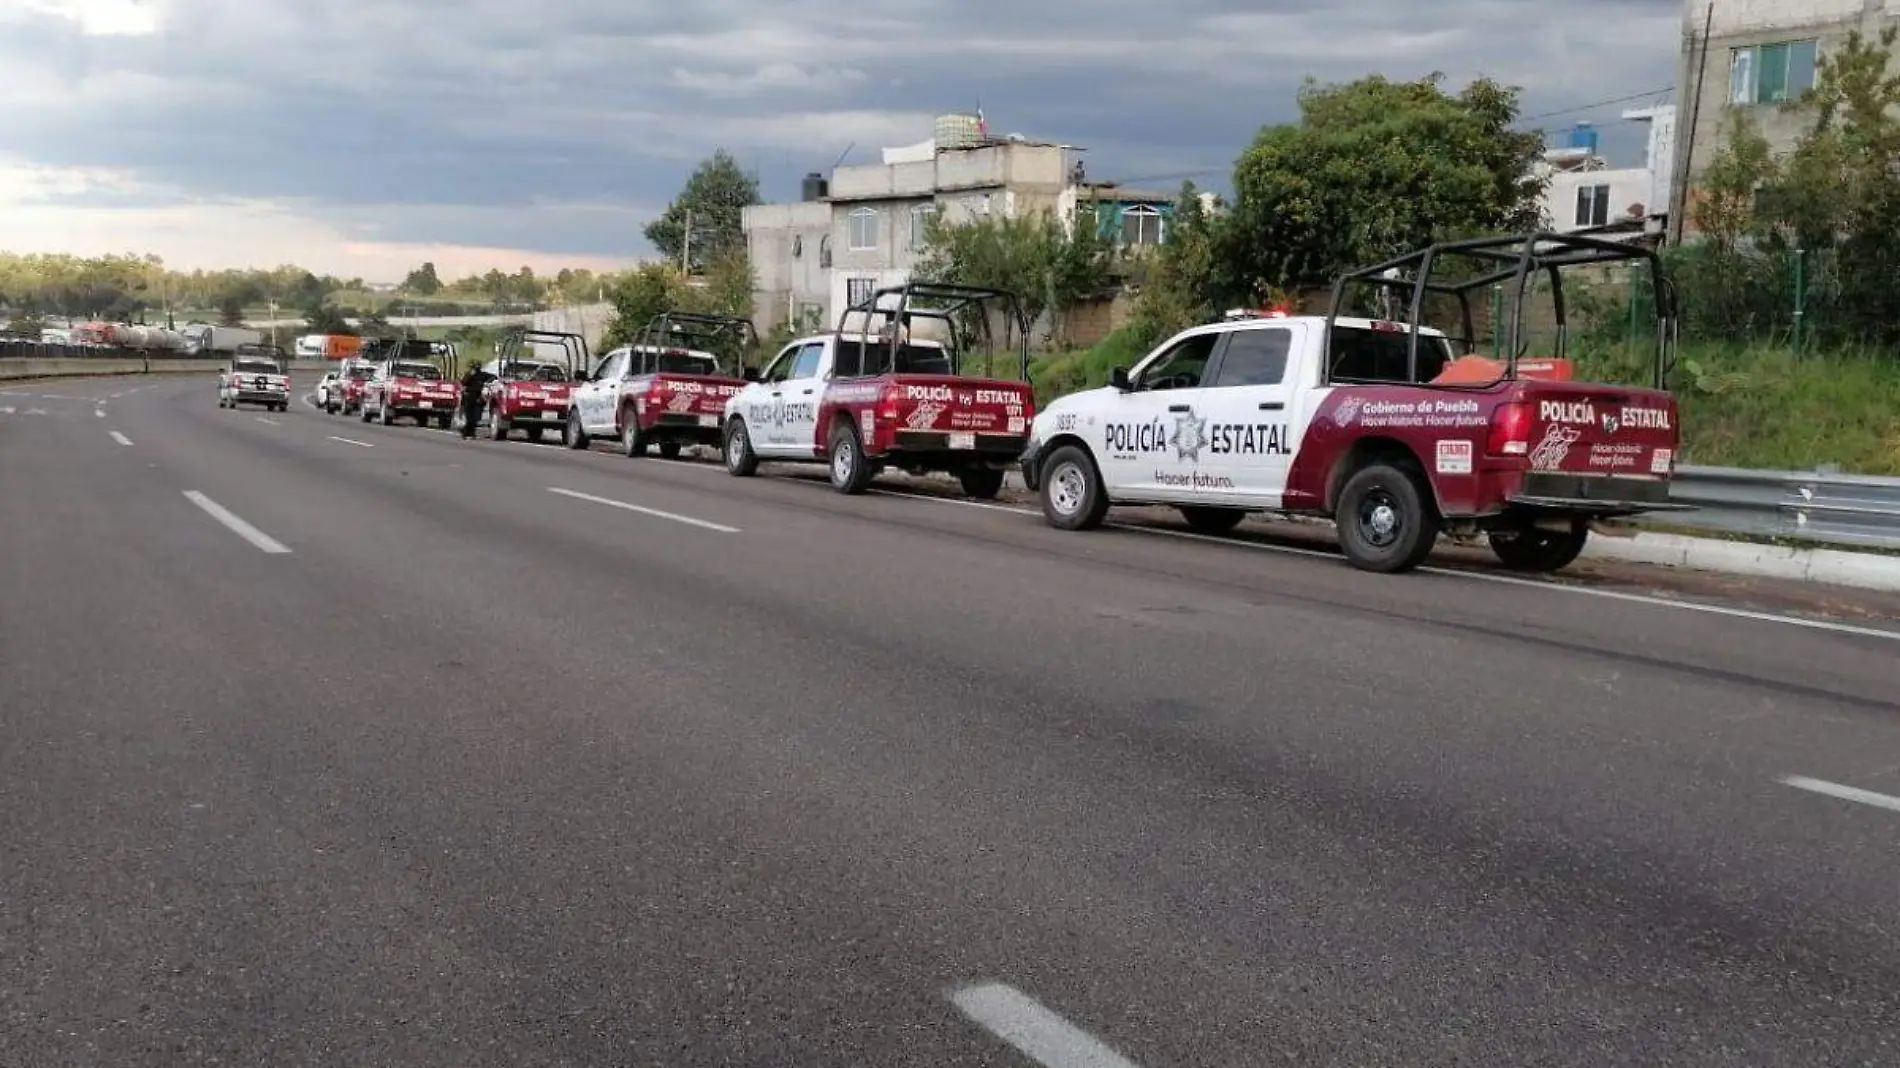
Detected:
[
  {"left": 848, "top": 208, "right": 878, "bottom": 250},
  {"left": 1120, "top": 204, "right": 1164, "bottom": 246},
  {"left": 818, "top": 234, "right": 831, "bottom": 268},
  {"left": 909, "top": 204, "right": 936, "bottom": 251},
  {"left": 1730, "top": 39, "right": 1818, "bottom": 105},
  {"left": 1575, "top": 184, "right": 1610, "bottom": 228},
  {"left": 846, "top": 277, "right": 875, "bottom": 308}
]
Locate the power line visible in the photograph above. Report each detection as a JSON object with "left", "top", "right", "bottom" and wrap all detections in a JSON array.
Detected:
[{"left": 1519, "top": 86, "right": 1674, "bottom": 124}]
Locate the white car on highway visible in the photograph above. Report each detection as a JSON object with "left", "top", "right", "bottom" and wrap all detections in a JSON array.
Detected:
[{"left": 314, "top": 371, "right": 340, "bottom": 409}]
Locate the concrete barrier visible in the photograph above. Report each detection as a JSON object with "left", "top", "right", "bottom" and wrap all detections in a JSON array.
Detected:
[{"left": 0, "top": 358, "right": 229, "bottom": 381}]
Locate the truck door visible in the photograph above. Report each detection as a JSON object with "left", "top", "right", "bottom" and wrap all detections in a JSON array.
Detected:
[
  {"left": 581, "top": 351, "right": 627, "bottom": 432},
  {"left": 1195, "top": 324, "right": 1300, "bottom": 505},
  {"left": 1096, "top": 330, "right": 1222, "bottom": 500},
  {"left": 770, "top": 340, "right": 826, "bottom": 459}
]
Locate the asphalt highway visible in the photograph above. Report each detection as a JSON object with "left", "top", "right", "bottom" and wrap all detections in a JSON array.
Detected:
[{"left": 4, "top": 374, "right": 1900, "bottom": 1066}]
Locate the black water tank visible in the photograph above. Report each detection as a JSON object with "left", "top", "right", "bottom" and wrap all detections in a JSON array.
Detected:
[{"left": 801, "top": 172, "right": 828, "bottom": 201}]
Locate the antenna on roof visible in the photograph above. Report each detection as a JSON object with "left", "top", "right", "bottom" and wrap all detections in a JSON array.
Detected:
[{"left": 830, "top": 142, "right": 855, "bottom": 171}]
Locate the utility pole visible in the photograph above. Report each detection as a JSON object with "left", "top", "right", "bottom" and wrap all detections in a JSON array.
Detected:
[
  {"left": 682, "top": 210, "right": 693, "bottom": 274},
  {"left": 268, "top": 299, "right": 278, "bottom": 350}
]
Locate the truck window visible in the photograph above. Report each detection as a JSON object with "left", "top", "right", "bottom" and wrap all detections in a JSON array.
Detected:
[
  {"left": 1330, "top": 327, "right": 1452, "bottom": 383},
  {"left": 1136, "top": 333, "right": 1218, "bottom": 391},
  {"left": 788, "top": 343, "right": 822, "bottom": 379},
  {"left": 1209, "top": 328, "right": 1289, "bottom": 387}
]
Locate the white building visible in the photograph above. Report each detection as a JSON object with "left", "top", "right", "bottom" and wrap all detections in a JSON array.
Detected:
[{"left": 1537, "top": 106, "right": 1676, "bottom": 235}]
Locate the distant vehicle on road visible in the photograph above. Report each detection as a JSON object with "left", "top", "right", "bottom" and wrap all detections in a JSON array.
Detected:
[
  {"left": 328, "top": 357, "right": 380, "bottom": 416},
  {"left": 563, "top": 312, "right": 755, "bottom": 459},
  {"left": 720, "top": 282, "right": 1034, "bottom": 498},
  {"left": 314, "top": 370, "right": 340, "bottom": 409},
  {"left": 1020, "top": 232, "right": 1687, "bottom": 574},
  {"left": 184, "top": 323, "right": 266, "bottom": 356},
  {"left": 218, "top": 351, "right": 290, "bottom": 411}
]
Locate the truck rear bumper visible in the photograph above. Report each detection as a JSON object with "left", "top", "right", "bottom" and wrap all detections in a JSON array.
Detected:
[{"left": 1504, "top": 472, "right": 1693, "bottom": 516}]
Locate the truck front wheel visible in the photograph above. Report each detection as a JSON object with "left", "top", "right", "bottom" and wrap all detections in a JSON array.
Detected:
[
  {"left": 1335, "top": 462, "right": 1438, "bottom": 573},
  {"left": 1039, "top": 445, "right": 1108, "bottom": 530},
  {"left": 724, "top": 418, "right": 759, "bottom": 476},
  {"left": 1487, "top": 520, "right": 1589, "bottom": 573}
]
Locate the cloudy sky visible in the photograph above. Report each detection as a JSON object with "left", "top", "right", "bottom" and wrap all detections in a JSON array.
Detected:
[{"left": 0, "top": 0, "right": 1679, "bottom": 280}]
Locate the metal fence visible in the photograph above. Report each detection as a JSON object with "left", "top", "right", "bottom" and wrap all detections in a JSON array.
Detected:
[{"left": 1669, "top": 465, "right": 1900, "bottom": 550}]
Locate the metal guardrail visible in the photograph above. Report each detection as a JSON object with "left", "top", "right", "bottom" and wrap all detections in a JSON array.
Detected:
[{"left": 1669, "top": 465, "right": 1900, "bottom": 549}]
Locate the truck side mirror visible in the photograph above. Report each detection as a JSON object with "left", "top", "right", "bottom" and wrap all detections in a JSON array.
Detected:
[
  {"left": 743, "top": 367, "right": 761, "bottom": 382},
  {"left": 1109, "top": 366, "right": 1132, "bottom": 391}
]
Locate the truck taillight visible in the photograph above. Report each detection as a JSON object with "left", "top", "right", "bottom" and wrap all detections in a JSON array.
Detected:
[
  {"left": 1487, "top": 401, "right": 1532, "bottom": 456},
  {"left": 876, "top": 383, "right": 904, "bottom": 421}
]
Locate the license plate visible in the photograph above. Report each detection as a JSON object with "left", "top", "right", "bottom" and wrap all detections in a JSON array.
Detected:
[
  {"left": 419, "top": 401, "right": 433, "bottom": 408},
  {"left": 698, "top": 414, "right": 718, "bottom": 428},
  {"left": 948, "top": 432, "right": 974, "bottom": 449}
]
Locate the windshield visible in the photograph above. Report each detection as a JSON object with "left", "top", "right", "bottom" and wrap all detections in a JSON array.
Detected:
[
  {"left": 391, "top": 362, "right": 441, "bottom": 380},
  {"left": 347, "top": 366, "right": 376, "bottom": 380},
  {"left": 232, "top": 359, "right": 280, "bottom": 374}
]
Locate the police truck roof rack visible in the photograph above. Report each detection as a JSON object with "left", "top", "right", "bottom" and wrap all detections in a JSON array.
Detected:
[
  {"left": 1325, "top": 231, "right": 1679, "bottom": 391},
  {"left": 631, "top": 311, "right": 759, "bottom": 376},
  {"left": 495, "top": 327, "right": 589, "bottom": 380},
  {"left": 835, "top": 281, "right": 1031, "bottom": 382}
]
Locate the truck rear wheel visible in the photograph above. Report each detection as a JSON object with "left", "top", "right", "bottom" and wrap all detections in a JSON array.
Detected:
[
  {"left": 1039, "top": 445, "right": 1108, "bottom": 530},
  {"left": 1487, "top": 520, "right": 1589, "bottom": 572},
  {"left": 827, "top": 422, "right": 874, "bottom": 494},
  {"left": 1179, "top": 506, "right": 1245, "bottom": 534},
  {"left": 563, "top": 410, "right": 588, "bottom": 449},
  {"left": 621, "top": 418, "right": 646, "bottom": 458},
  {"left": 957, "top": 467, "right": 1005, "bottom": 500},
  {"left": 1335, "top": 462, "right": 1438, "bottom": 573}
]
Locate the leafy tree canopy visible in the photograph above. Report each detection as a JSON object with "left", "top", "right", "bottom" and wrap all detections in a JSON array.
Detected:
[{"left": 644, "top": 150, "right": 761, "bottom": 269}]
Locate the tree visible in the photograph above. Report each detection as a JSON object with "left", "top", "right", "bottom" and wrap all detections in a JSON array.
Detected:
[
  {"left": 401, "top": 261, "right": 442, "bottom": 296},
  {"left": 302, "top": 302, "right": 354, "bottom": 335},
  {"left": 1223, "top": 73, "right": 1546, "bottom": 298},
  {"left": 1131, "top": 182, "right": 1222, "bottom": 345},
  {"left": 600, "top": 263, "right": 689, "bottom": 349},
  {"left": 913, "top": 208, "right": 1115, "bottom": 349},
  {"left": 644, "top": 150, "right": 761, "bottom": 269},
  {"left": 217, "top": 294, "right": 248, "bottom": 326}
]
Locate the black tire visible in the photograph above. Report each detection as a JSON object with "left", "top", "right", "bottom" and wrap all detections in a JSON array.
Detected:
[
  {"left": 360, "top": 404, "right": 372, "bottom": 423},
  {"left": 957, "top": 467, "right": 1005, "bottom": 500},
  {"left": 724, "top": 418, "right": 759, "bottom": 476},
  {"left": 826, "top": 421, "right": 874, "bottom": 494},
  {"left": 658, "top": 441, "right": 682, "bottom": 460},
  {"left": 563, "top": 410, "right": 588, "bottom": 449},
  {"left": 1335, "top": 462, "right": 1439, "bottom": 573},
  {"left": 1488, "top": 519, "right": 1589, "bottom": 573},
  {"left": 1179, "top": 506, "right": 1246, "bottom": 534},
  {"left": 1038, "top": 444, "right": 1109, "bottom": 530},
  {"left": 379, "top": 403, "right": 394, "bottom": 426},
  {"left": 621, "top": 416, "right": 646, "bottom": 458},
  {"left": 488, "top": 409, "right": 508, "bottom": 440}
]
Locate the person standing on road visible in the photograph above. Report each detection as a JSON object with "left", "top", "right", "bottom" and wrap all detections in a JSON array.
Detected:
[{"left": 458, "top": 362, "right": 495, "bottom": 439}]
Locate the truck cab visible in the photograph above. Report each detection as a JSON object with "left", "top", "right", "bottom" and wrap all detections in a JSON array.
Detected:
[
  {"left": 1022, "top": 232, "right": 1687, "bottom": 574},
  {"left": 720, "top": 282, "right": 1034, "bottom": 498}
]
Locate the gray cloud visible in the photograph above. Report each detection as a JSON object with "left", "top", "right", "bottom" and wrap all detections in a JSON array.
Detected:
[{"left": 0, "top": 0, "right": 1679, "bottom": 263}]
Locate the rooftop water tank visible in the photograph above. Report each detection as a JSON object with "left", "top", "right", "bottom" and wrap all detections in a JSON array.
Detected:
[
  {"left": 801, "top": 172, "right": 828, "bottom": 201},
  {"left": 934, "top": 112, "right": 983, "bottom": 150},
  {"left": 1569, "top": 122, "right": 1599, "bottom": 156}
]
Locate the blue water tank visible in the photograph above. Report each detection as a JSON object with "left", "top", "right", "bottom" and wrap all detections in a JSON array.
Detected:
[{"left": 1569, "top": 121, "right": 1599, "bottom": 155}]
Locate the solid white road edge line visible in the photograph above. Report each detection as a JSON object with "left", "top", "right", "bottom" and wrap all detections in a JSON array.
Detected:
[
  {"left": 182, "top": 491, "right": 291, "bottom": 554},
  {"left": 108, "top": 431, "right": 133, "bottom": 446},
  {"left": 949, "top": 982, "right": 1143, "bottom": 1068},
  {"left": 327, "top": 436, "right": 375, "bottom": 448},
  {"left": 1779, "top": 775, "right": 1900, "bottom": 813},
  {"left": 546, "top": 487, "right": 739, "bottom": 533},
  {"left": 863, "top": 486, "right": 1900, "bottom": 642}
]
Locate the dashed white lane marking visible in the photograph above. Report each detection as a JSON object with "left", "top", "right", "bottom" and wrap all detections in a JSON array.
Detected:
[
  {"left": 255, "top": 416, "right": 280, "bottom": 425},
  {"left": 182, "top": 491, "right": 290, "bottom": 554},
  {"left": 109, "top": 392, "right": 124, "bottom": 398},
  {"left": 547, "top": 487, "right": 739, "bottom": 533},
  {"left": 950, "top": 983, "right": 1143, "bottom": 1068},
  {"left": 1780, "top": 775, "right": 1900, "bottom": 813},
  {"left": 860, "top": 486, "right": 1900, "bottom": 643},
  {"left": 327, "top": 435, "right": 375, "bottom": 447},
  {"left": 94, "top": 409, "right": 105, "bottom": 417},
  {"left": 0, "top": 406, "right": 14, "bottom": 414},
  {"left": 108, "top": 431, "right": 133, "bottom": 446}
]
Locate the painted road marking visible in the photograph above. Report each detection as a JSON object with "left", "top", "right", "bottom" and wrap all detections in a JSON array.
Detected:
[
  {"left": 94, "top": 409, "right": 105, "bottom": 417},
  {"left": 108, "top": 431, "right": 133, "bottom": 446},
  {"left": 950, "top": 983, "right": 1143, "bottom": 1068},
  {"left": 1780, "top": 775, "right": 1900, "bottom": 813},
  {"left": 327, "top": 435, "right": 375, "bottom": 447},
  {"left": 256, "top": 416, "right": 280, "bottom": 425},
  {"left": 182, "top": 491, "right": 290, "bottom": 554},
  {"left": 547, "top": 487, "right": 739, "bottom": 533}
]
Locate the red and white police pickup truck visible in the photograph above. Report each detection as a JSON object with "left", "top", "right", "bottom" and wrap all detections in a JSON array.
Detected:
[
  {"left": 562, "top": 313, "right": 757, "bottom": 459},
  {"left": 1021, "top": 233, "right": 1688, "bottom": 573},
  {"left": 473, "top": 329, "right": 589, "bottom": 442},
  {"left": 218, "top": 351, "right": 290, "bottom": 411},
  {"left": 720, "top": 283, "right": 1035, "bottom": 498},
  {"left": 361, "top": 341, "right": 459, "bottom": 428}
]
